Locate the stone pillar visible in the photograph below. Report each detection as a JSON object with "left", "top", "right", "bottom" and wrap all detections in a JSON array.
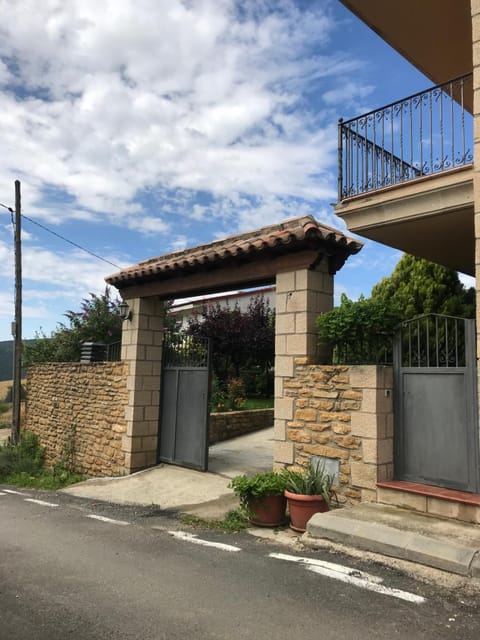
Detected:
[
  {"left": 349, "top": 366, "right": 394, "bottom": 503},
  {"left": 273, "top": 263, "right": 333, "bottom": 467},
  {"left": 120, "top": 297, "right": 165, "bottom": 473},
  {"left": 472, "top": 0, "right": 480, "bottom": 457}
]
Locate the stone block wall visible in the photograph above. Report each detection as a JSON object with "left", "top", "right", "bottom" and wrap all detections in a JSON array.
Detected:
[
  {"left": 209, "top": 409, "right": 273, "bottom": 444},
  {"left": 280, "top": 361, "right": 393, "bottom": 506},
  {"left": 26, "top": 362, "right": 129, "bottom": 477}
]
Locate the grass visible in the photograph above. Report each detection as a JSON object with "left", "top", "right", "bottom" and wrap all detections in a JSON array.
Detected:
[
  {"left": 0, "top": 431, "right": 85, "bottom": 490},
  {"left": 242, "top": 397, "right": 273, "bottom": 410},
  {"left": 180, "top": 509, "right": 249, "bottom": 532}
]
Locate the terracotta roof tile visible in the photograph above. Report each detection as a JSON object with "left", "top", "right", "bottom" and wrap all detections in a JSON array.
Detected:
[{"left": 106, "top": 215, "right": 362, "bottom": 288}]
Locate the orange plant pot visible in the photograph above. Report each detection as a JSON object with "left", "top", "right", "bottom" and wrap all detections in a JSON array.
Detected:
[{"left": 284, "top": 490, "right": 330, "bottom": 533}]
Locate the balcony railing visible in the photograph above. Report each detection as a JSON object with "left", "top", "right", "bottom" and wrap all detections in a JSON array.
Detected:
[{"left": 338, "top": 73, "right": 473, "bottom": 200}]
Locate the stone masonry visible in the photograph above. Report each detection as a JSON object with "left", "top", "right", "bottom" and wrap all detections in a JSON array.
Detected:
[
  {"left": 209, "top": 409, "right": 273, "bottom": 444},
  {"left": 26, "top": 362, "right": 129, "bottom": 476},
  {"left": 274, "top": 264, "right": 333, "bottom": 467},
  {"left": 280, "top": 361, "right": 393, "bottom": 506}
]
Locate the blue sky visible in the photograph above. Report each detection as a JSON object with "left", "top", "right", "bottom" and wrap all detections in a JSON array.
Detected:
[{"left": 0, "top": 0, "right": 472, "bottom": 342}]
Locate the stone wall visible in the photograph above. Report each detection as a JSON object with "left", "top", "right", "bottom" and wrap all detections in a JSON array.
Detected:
[
  {"left": 26, "top": 362, "right": 129, "bottom": 477},
  {"left": 281, "top": 361, "right": 393, "bottom": 506},
  {"left": 209, "top": 408, "right": 273, "bottom": 444}
]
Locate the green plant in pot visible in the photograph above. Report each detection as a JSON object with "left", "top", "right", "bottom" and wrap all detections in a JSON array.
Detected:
[
  {"left": 284, "top": 460, "right": 337, "bottom": 533},
  {"left": 229, "top": 470, "right": 288, "bottom": 527}
]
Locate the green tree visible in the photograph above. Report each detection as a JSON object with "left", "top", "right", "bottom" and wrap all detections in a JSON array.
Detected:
[
  {"left": 23, "top": 288, "right": 123, "bottom": 366},
  {"left": 371, "top": 254, "right": 475, "bottom": 319}
]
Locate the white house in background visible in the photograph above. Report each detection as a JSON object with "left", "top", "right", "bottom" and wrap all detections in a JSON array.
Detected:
[{"left": 169, "top": 286, "right": 275, "bottom": 330}]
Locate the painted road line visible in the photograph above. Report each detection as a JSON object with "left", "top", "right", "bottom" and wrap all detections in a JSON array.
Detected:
[
  {"left": 269, "top": 553, "right": 384, "bottom": 583},
  {"left": 269, "top": 553, "right": 426, "bottom": 604},
  {"left": 169, "top": 531, "right": 241, "bottom": 552},
  {"left": 25, "top": 498, "right": 59, "bottom": 508},
  {"left": 86, "top": 514, "right": 131, "bottom": 526},
  {"left": 0, "top": 492, "right": 7, "bottom": 496},
  {"left": 3, "top": 489, "right": 28, "bottom": 495}
]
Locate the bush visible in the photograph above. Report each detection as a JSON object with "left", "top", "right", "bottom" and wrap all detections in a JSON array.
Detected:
[
  {"left": 316, "top": 294, "right": 400, "bottom": 365},
  {"left": 0, "top": 431, "right": 45, "bottom": 477}
]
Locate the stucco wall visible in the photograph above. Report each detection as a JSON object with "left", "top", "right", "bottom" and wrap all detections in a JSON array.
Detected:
[
  {"left": 26, "top": 362, "right": 129, "bottom": 477},
  {"left": 279, "top": 361, "right": 393, "bottom": 506}
]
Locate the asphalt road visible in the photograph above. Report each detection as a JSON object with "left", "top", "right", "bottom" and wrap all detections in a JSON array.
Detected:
[{"left": 0, "top": 486, "right": 479, "bottom": 640}]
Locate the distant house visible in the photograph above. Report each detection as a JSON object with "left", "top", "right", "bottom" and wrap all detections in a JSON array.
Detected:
[{"left": 169, "top": 286, "right": 275, "bottom": 330}]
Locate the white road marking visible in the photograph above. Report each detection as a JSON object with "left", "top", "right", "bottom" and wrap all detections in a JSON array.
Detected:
[
  {"left": 25, "top": 498, "right": 59, "bottom": 508},
  {"left": 269, "top": 553, "right": 426, "bottom": 604},
  {"left": 169, "top": 531, "right": 241, "bottom": 552},
  {"left": 86, "top": 514, "right": 130, "bottom": 526},
  {"left": 0, "top": 492, "right": 7, "bottom": 496},
  {"left": 3, "top": 489, "right": 27, "bottom": 495}
]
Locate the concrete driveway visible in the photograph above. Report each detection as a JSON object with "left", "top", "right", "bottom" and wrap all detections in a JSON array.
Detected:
[{"left": 62, "top": 427, "right": 275, "bottom": 518}]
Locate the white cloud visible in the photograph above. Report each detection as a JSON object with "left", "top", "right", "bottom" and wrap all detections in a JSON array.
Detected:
[{"left": 0, "top": 0, "right": 351, "bottom": 230}]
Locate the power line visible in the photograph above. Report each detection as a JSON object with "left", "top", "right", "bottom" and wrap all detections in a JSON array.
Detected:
[{"left": 1, "top": 203, "right": 121, "bottom": 270}]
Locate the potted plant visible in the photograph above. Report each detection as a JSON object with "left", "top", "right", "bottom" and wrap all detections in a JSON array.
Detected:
[
  {"left": 284, "top": 460, "right": 336, "bottom": 532},
  {"left": 229, "top": 470, "right": 288, "bottom": 527}
]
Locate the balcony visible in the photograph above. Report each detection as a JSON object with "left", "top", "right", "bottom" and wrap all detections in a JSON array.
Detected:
[{"left": 335, "top": 74, "right": 475, "bottom": 275}]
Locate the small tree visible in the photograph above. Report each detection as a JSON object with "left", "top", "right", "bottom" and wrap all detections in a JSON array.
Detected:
[
  {"left": 23, "top": 288, "right": 123, "bottom": 366},
  {"left": 186, "top": 294, "right": 275, "bottom": 395},
  {"left": 371, "top": 254, "right": 475, "bottom": 318}
]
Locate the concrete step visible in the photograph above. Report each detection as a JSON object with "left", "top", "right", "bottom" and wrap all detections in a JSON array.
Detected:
[
  {"left": 305, "top": 502, "right": 480, "bottom": 577},
  {"left": 377, "top": 481, "right": 480, "bottom": 524}
]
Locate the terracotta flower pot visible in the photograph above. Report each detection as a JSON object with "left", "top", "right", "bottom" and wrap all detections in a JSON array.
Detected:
[
  {"left": 284, "top": 490, "right": 330, "bottom": 533},
  {"left": 248, "top": 494, "right": 287, "bottom": 527}
]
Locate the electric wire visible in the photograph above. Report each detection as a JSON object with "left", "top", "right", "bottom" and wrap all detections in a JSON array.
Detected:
[{"left": 1, "top": 203, "right": 121, "bottom": 270}]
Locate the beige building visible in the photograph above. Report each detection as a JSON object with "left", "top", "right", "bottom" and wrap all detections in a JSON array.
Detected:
[{"left": 333, "top": 1, "right": 480, "bottom": 501}]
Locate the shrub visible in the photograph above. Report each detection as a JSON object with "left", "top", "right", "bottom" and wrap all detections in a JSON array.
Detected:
[
  {"left": 0, "top": 431, "right": 45, "bottom": 477},
  {"left": 316, "top": 294, "right": 400, "bottom": 365}
]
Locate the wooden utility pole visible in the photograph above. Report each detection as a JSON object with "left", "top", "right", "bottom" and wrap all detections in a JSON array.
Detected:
[{"left": 11, "top": 180, "right": 22, "bottom": 445}]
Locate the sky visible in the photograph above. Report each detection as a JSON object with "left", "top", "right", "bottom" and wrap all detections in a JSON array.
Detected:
[{"left": 0, "top": 0, "right": 474, "bottom": 342}]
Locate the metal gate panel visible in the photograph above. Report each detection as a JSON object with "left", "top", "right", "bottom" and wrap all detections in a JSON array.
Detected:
[
  {"left": 158, "top": 335, "right": 210, "bottom": 471},
  {"left": 394, "top": 316, "right": 479, "bottom": 493}
]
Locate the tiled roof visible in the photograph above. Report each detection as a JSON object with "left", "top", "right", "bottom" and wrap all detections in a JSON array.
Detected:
[{"left": 106, "top": 215, "right": 362, "bottom": 288}]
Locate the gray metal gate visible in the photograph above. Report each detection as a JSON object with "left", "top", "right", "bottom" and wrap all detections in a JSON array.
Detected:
[
  {"left": 158, "top": 333, "right": 211, "bottom": 471},
  {"left": 394, "top": 315, "right": 479, "bottom": 492}
]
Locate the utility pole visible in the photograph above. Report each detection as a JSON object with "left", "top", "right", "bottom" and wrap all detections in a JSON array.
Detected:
[{"left": 11, "top": 180, "right": 22, "bottom": 445}]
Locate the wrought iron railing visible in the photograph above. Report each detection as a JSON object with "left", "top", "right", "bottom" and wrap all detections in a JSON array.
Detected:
[
  {"left": 338, "top": 73, "right": 473, "bottom": 200},
  {"left": 106, "top": 341, "right": 122, "bottom": 361},
  {"left": 396, "top": 314, "right": 468, "bottom": 368}
]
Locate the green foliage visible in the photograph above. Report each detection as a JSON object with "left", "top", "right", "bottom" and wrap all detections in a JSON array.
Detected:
[
  {"left": 0, "top": 401, "right": 8, "bottom": 415},
  {"left": 23, "top": 287, "right": 123, "bottom": 366},
  {"left": 180, "top": 509, "right": 249, "bottom": 532},
  {"left": 0, "top": 431, "right": 45, "bottom": 477},
  {"left": 229, "top": 470, "right": 288, "bottom": 516},
  {"left": 230, "top": 470, "right": 288, "bottom": 500},
  {"left": 316, "top": 293, "right": 400, "bottom": 364},
  {"left": 284, "top": 460, "right": 335, "bottom": 506},
  {"left": 0, "top": 431, "right": 84, "bottom": 489},
  {"left": 371, "top": 254, "right": 475, "bottom": 319},
  {"left": 317, "top": 255, "right": 475, "bottom": 365}
]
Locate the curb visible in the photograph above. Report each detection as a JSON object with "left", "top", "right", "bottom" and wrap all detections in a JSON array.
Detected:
[{"left": 307, "top": 512, "right": 480, "bottom": 577}]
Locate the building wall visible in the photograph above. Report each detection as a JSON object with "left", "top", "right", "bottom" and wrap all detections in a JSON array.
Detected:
[
  {"left": 25, "top": 362, "right": 129, "bottom": 477},
  {"left": 281, "top": 361, "right": 393, "bottom": 506},
  {"left": 472, "top": 1, "right": 480, "bottom": 425}
]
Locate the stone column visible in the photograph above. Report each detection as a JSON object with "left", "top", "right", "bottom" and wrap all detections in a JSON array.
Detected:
[
  {"left": 274, "top": 263, "right": 333, "bottom": 467},
  {"left": 120, "top": 296, "right": 165, "bottom": 473},
  {"left": 472, "top": 0, "right": 480, "bottom": 456}
]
